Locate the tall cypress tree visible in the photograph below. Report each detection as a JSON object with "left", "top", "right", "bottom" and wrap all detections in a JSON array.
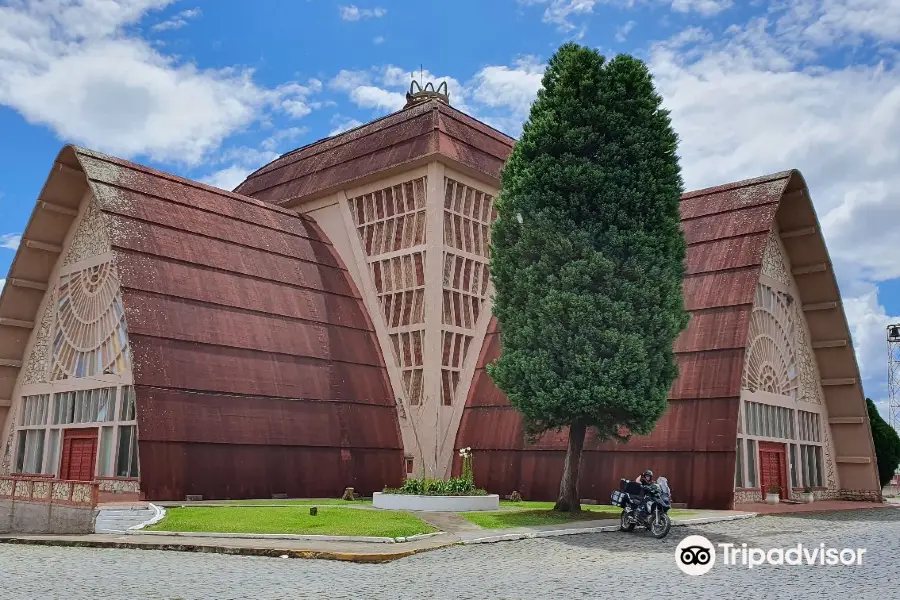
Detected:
[
  {"left": 866, "top": 398, "right": 900, "bottom": 487},
  {"left": 488, "top": 43, "right": 689, "bottom": 512}
]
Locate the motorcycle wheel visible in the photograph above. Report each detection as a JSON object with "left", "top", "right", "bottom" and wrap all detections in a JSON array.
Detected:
[
  {"left": 620, "top": 510, "right": 635, "bottom": 532},
  {"left": 649, "top": 509, "right": 671, "bottom": 539}
]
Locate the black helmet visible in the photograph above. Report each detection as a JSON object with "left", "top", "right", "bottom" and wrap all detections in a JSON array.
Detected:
[{"left": 642, "top": 470, "right": 653, "bottom": 479}]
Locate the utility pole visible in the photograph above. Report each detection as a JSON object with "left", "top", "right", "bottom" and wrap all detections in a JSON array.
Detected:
[{"left": 888, "top": 324, "right": 900, "bottom": 432}]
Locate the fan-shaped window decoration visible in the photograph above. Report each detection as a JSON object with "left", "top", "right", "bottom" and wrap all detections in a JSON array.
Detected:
[
  {"left": 742, "top": 283, "right": 798, "bottom": 397},
  {"left": 50, "top": 262, "right": 131, "bottom": 380}
]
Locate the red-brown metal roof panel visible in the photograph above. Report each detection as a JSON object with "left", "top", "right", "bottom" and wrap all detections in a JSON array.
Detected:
[
  {"left": 65, "top": 146, "right": 403, "bottom": 501},
  {"left": 437, "top": 111, "right": 514, "bottom": 164},
  {"left": 108, "top": 218, "right": 351, "bottom": 293},
  {"left": 451, "top": 449, "right": 735, "bottom": 509},
  {"left": 123, "top": 290, "right": 384, "bottom": 366},
  {"left": 138, "top": 440, "right": 402, "bottom": 500},
  {"left": 259, "top": 134, "right": 438, "bottom": 205},
  {"left": 129, "top": 333, "right": 393, "bottom": 403},
  {"left": 437, "top": 135, "right": 508, "bottom": 180},
  {"left": 682, "top": 202, "right": 778, "bottom": 246},
  {"left": 673, "top": 306, "right": 751, "bottom": 353},
  {"left": 115, "top": 252, "right": 371, "bottom": 331},
  {"left": 136, "top": 388, "right": 403, "bottom": 449},
  {"left": 454, "top": 173, "right": 790, "bottom": 508},
  {"left": 234, "top": 101, "right": 514, "bottom": 205},
  {"left": 683, "top": 267, "right": 758, "bottom": 312},
  {"left": 97, "top": 185, "right": 327, "bottom": 258},
  {"left": 680, "top": 173, "right": 789, "bottom": 219},
  {"left": 685, "top": 232, "right": 768, "bottom": 275}
]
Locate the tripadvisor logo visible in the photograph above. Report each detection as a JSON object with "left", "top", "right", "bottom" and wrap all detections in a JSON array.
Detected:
[{"left": 675, "top": 535, "right": 867, "bottom": 575}]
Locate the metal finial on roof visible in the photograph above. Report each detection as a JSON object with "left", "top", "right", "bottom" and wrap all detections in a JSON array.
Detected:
[{"left": 404, "top": 78, "right": 449, "bottom": 109}]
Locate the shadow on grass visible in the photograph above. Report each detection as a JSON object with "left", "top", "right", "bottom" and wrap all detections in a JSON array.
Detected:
[{"left": 463, "top": 509, "right": 617, "bottom": 530}]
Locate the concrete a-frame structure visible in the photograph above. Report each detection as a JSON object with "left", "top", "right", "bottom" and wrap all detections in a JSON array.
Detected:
[{"left": 236, "top": 96, "right": 513, "bottom": 478}]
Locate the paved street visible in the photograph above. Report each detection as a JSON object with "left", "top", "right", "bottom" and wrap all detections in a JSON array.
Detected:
[{"left": 2, "top": 509, "right": 899, "bottom": 599}]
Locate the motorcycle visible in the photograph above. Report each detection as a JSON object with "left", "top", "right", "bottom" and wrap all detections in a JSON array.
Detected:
[{"left": 609, "top": 476, "right": 672, "bottom": 539}]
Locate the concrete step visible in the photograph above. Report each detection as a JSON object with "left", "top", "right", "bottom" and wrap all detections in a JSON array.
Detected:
[{"left": 95, "top": 506, "right": 158, "bottom": 533}]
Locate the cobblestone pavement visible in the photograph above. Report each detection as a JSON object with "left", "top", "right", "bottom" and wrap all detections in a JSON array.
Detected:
[{"left": 2, "top": 509, "right": 899, "bottom": 599}]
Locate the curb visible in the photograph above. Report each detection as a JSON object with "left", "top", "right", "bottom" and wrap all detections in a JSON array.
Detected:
[
  {"left": 460, "top": 513, "right": 758, "bottom": 545},
  {"left": 0, "top": 536, "right": 459, "bottom": 563},
  {"left": 127, "top": 504, "right": 166, "bottom": 531},
  {"left": 0, "top": 513, "right": 759, "bottom": 561},
  {"left": 123, "top": 530, "right": 446, "bottom": 544}
]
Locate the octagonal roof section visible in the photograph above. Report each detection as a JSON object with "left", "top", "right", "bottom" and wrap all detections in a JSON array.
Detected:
[{"left": 234, "top": 99, "right": 515, "bottom": 208}]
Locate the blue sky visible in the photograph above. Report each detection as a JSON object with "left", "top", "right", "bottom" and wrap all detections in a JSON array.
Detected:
[{"left": 1, "top": 0, "right": 898, "bottom": 418}]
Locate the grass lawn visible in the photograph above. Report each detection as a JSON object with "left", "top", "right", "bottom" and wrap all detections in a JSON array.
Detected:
[
  {"left": 214, "top": 498, "right": 372, "bottom": 506},
  {"left": 464, "top": 506, "right": 697, "bottom": 529},
  {"left": 146, "top": 506, "right": 436, "bottom": 538}
]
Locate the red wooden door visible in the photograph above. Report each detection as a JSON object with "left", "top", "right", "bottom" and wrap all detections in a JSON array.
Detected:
[
  {"left": 60, "top": 428, "right": 99, "bottom": 482},
  {"left": 758, "top": 441, "right": 788, "bottom": 499}
]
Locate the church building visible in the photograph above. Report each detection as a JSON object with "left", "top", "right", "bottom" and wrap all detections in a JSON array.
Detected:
[{"left": 0, "top": 84, "right": 881, "bottom": 508}]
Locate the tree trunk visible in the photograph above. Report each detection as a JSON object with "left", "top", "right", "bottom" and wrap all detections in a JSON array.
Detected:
[{"left": 554, "top": 421, "right": 587, "bottom": 512}]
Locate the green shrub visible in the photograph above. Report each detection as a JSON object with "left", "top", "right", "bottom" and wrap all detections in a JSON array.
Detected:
[
  {"left": 383, "top": 476, "right": 487, "bottom": 496},
  {"left": 867, "top": 398, "right": 900, "bottom": 487}
]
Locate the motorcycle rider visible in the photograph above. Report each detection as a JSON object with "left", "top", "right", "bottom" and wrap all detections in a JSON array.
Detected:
[{"left": 635, "top": 470, "right": 657, "bottom": 521}]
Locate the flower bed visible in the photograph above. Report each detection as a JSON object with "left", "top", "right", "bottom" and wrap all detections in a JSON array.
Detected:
[{"left": 375, "top": 447, "right": 499, "bottom": 511}]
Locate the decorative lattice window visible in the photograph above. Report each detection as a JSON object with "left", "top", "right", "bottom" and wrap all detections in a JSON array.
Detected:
[
  {"left": 51, "top": 262, "right": 131, "bottom": 380},
  {"left": 349, "top": 178, "right": 427, "bottom": 405},
  {"left": 743, "top": 283, "right": 798, "bottom": 397}
]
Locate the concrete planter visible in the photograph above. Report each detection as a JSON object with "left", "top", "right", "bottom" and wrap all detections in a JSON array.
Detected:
[
  {"left": 765, "top": 493, "right": 780, "bottom": 505},
  {"left": 801, "top": 492, "right": 815, "bottom": 503},
  {"left": 373, "top": 492, "right": 500, "bottom": 512}
]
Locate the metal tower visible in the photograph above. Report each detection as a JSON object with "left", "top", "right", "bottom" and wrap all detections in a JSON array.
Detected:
[{"left": 889, "top": 324, "right": 900, "bottom": 431}]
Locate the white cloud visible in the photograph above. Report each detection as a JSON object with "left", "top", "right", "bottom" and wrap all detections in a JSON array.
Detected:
[
  {"left": 329, "top": 117, "right": 364, "bottom": 136},
  {"left": 200, "top": 146, "right": 280, "bottom": 191},
  {"left": 260, "top": 127, "right": 308, "bottom": 153},
  {"left": 642, "top": 4, "right": 900, "bottom": 399},
  {"left": 668, "top": 0, "right": 732, "bottom": 15},
  {"left": 151, "top": 7, "right": 201, "bottom": 31},
  {"left": 0, "top": 1, "right": 322, "bottom": 165},
  {"left": 339, "top": 5, "right": 386, "bottom": 21},
  {"left": 0, "top": 279, "right": 5, "bottom": 293},
  {"left": 545, "top": 0, "right": 596, "bottom": 29},
  {"left": 329, "top": 66, "right": 467, "bottom": 114},
  {"left": 350, "top": 86, "right": 405, "bottom": 111},
  {"left": 200, "top": 165, "right": 259, "bottom": 192},
  {"left": 460, "top": 1, "right": 900, "bottom": 398},
  {"left": 373, "top": 36, "right": 385, "bottom": 45},
  {"left": 0, "top": 234, "right": 22, "bottom": 250},
  {"left": 470, "top": 57, "right": 545, "bottom": 117},
  {"left": 616, "top": 20, "right": 636, "bottom": 42},
  {"left": 517, "top": 0, "right": 597, "bottom": 35},
  {"left": 842, "top": 284, "right": 900, "bottom": 384},
  {"left": 329, "top": 69, "right": 373, "bottom": 92}
]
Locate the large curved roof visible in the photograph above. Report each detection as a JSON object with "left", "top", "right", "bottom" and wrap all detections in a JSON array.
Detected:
[
  {"left": 455, "top": 169, "right": 870, "bottom": 507},
  {"left": 0, "top": 146, "right": 403, "bottom": 499}
]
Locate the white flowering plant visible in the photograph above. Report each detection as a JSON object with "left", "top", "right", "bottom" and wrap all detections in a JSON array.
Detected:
[{"left": 459, "top": 447, "right": 474, "bottom": 483}]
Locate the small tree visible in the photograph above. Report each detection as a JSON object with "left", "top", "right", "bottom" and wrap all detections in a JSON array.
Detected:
[
  {"left": 866, "top": 398, "right": 900, "bottom": 487},
  {"left": 488, "top": 43, "right": 689, "bottom": 512}
]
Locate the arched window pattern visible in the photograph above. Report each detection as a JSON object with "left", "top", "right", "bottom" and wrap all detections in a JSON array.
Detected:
[
  {"left": 742, "top": 282, "right": 798, "bottom": 398},
  {"left": 51, "top": 261, "right": 131, "bottom": 380}
]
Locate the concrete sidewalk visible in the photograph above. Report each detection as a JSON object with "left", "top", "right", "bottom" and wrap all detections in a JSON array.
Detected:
[
  {"left": 734, "top": 500, "right": 900, "bottom": 514},
  {"left": 0, "top": 510, "right": 754, "bottom": 563}
]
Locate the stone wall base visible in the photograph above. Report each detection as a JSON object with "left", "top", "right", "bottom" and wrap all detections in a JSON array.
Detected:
[
  {"left": 736, "top": 489, "right": 882, "bottom": 504},
  {"left": 734, "top": 490, "right": 762, "bottom": 504},
  {"left": 839, "top": 489, "right": 883, "bottom": 503},
  {"left": 0, "top": 500, "right": 97, "bottom": 534}
]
